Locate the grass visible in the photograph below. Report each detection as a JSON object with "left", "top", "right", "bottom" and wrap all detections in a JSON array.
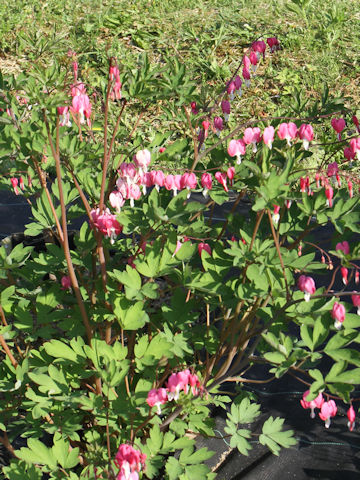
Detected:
[{"left": 0, "top": 0, "right": 359, "bottom": 170}]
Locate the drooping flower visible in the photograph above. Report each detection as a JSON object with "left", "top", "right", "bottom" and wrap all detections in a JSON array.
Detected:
[
  {"left": 202, "top": 120, "right": 210, "bottom": 139},
  {"left": 327, "top": 161, "right": 339, "bottom": 178},
  {"left": 336, "top": 241, "right": 350, "bottom": 255},
  {"left": 277, "top": 122, "right": 298, "bottom": 146},
  {"left": 115, "top": 444, "right": 146, "bottom": 480},
  {"left": 10, "top": 178, "right": 19, "bottom": 195},
  {"left": 90, "top": 208, "right": 122, "bottom": 244},
  {"left": 242, "top": 67, "right": 251, "bottom": 87},
  {"left": 221, "top": 100, "right": 231, "bottom": 121},
  {"left": 251, "top": 40, "right": 266, "bottom": 59},
  {"left": 151, "top": 170, "right": 165, "bottom": 191},
  {"left": 341, "top": 266, "right": 348, "bottom": 285},
  {"left": 109, "top": 191, "right": 125, "bottom": 213},
  {"left": 58, "top": 106, "right": 71, "bottom": 127},
  {"left": 181, "top": 172, "right": 197, "bottom": 198},
  {"left": 243, "top": 127, "right": 261, "bottom": 153},
  {"left": 61, "top": 275, "right": 71, "bottom": 291},
  {"left": 272, "top": 205, "right": 280, "bottom": 225},
  {"left": 352, "top": 294, "right": 360, "bottom": 315},
  {"left": 349, "top": 138, "right": 360, "bottom": 161},
  {"left": 267, "top": 37, "right": 280, "bottom": 52},
  {"left": 234, "top": 75, "right": 242, "bottom": 96},
  {"left": 214, "top": 117, "right": 224, "bottom": 136},
  {"left": 71, "top": 93, "right": 92, "bottom": 126},
  {"left": 353, "top": 115, "right": 360, "bottom": 133},
  {"left": 297, "top": 275, "right": 316, "bottom": 302},
  {"left": 190, "top": 101, "right": 198, "bottom": 115},
  {"left": 228, "top": 139, "right": 246, "bottom": 164},
  {"left": 198, "top": 243, "right": 212, "bottom": 257},
  {"left": 146, "top": 388, "right": 168, "bottom": 415},
  {"left": 227, "top": 80, "right": 236, "bottom": 101},
  {"left": 298, "top": 124, "right": 314, "bottom": 150},
  {"left": 249, "top": 51, "right": 258, "bottom": 73},
  {"left": 344, "top": 148, "right": 355, "bottom": 167},
  {"left": 319, "top": 400, "right": 337, "bottom": 428},
  {"left": 134, "top": 149, "right": 151, "bottom": 173},
  {"left": 348, "top": 180, "right": 353, "bottom": 198},
  {"left": 300, "top": 390, "right": 324, "bottom": 418},
  {"left": 215, "top": 171, "right": 228, "bottom": 192},
  {"left": 331, "top": 118, "right": 346, "bottom": 140},
  {"left": 227, "top": 166, "right": 235, "bottom": 186},
  {"left": 201, "top": 173, "right": 212, "bottom": 198},
  {"left": 347, "top": 405, "right": 356, "bottom": 431},
  {"left": 263, "top": 126, "right": 275, "bottom": 149},
  {"left": 109, "top": 65, "right": 122, "bottom": 101},
  {"left": 167, "top": 370, "right": 190, "bottom": 401},
  {"left": 325, "top": 185, "right": 334, "bottom": 207},
  {"left": 332, "top": 302, "right": 345, "bottom": 329}
]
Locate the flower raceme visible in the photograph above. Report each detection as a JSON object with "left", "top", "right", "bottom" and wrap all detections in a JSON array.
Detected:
[
  {"left": 146, "top": 370, "right": 201, "bottom": 414},
  {"left": 228, "top": 139, "right": 246, "bottom": 164},
  {"left": 297, "top": 275, "right": 316, "bottom": 302},
  {"left": 114, "top": 444, "right": 146, "bottom": 480}
]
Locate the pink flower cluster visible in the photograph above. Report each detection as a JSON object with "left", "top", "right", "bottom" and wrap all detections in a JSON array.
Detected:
[
  {"left": 10, "top": 177, "right": 25, "bottom": 195},
  {"left": 299, "top": 163, "right": 356, "bottom": 208},
  {"left": 114, "top": 444, "right": 146, "bottom": 480},
  {"left": 58, "top": 55, "right": 92, "bottom": 127},
  {"left": 109, "top": 64, "right": 122, "bottom": 101},
  {"left": 90, "top": 208, "right": 122, "bottom": 244},
  {"left": 227, "top": 123, "right": 314, "bottom": 164},
  {"left": 146, "top": 369, "right": 201, "bottom": 415},
  {"left": 329, "top": 116, "right": 360, "bottom": 162},
  {"left": 109, "top": 149, "right": 240, "bottom": 208},
  {"left": 300, "top": 391, "right": 356, "bottom": 431}
]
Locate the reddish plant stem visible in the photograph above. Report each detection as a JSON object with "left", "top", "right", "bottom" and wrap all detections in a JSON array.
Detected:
[
  {"left": 0, "top": 305, "right": 23, "bottom": 357},
  {"left": 44, "top": 114, "right": 101, "bottom": 393},
  {"left": 249, "top": 209, "right": 265, "bottom": 251},
  {"left": 0, "top": 332, "right": 18, "bottom": 368},
  {"left": 267, "top": 209, "right": 290, "bottom": 300},
  {"left": 99, "top": 77, "right": 112, "bottom": 212},
  {"left": 33, "top": 158, "right": 65, "bottom": 244},
  {"left": 0, "top": 432, "right": 16, "bottom": 458}
]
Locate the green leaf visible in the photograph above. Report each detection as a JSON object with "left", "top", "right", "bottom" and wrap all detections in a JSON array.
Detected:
[
  {"left": 166, "top": 457, "right": 183, "bottom": 480},
  {"left": 16, "top": 438, "right": 57, "bottom": 469},
  {"left": 52, "top": 433, "right": 80, "bottom": 469},
  {"left": 229, "top": 430, "right": 252, "bottom": 455},
  {"left": 114, "top": 298, "right": 149, "bottom": 330},
  {"left": 259, "top": 416, "right": 297, "bottom": 455},
  {"left": 44, "top": 339, "right": 83, "bottom": 363}
]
